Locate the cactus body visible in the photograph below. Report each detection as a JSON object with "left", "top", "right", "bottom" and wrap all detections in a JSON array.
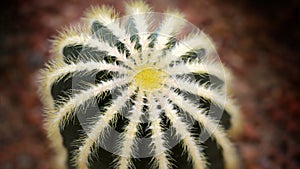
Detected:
[{"left": 39, "top": 1, "right": 242, "bottom": 169}]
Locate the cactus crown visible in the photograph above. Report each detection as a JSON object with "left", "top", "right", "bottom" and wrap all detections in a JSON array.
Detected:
[{"left": 39, "top": 1, "right": 242, "bottom": 169}]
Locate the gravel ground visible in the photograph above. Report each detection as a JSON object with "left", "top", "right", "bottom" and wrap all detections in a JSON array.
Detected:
[{"left": 0, "top": 0, "right": 299, "bottom": 169}]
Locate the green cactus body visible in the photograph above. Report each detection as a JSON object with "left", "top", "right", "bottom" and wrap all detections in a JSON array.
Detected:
[{"left": 39, "top": 1, "right": 242, "bottom": 169}]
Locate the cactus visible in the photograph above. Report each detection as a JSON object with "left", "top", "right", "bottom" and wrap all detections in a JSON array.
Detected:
[{"left": 39, "top": 1, "right": 242, "bottom": 169}]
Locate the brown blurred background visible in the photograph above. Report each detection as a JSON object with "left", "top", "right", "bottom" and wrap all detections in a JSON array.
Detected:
[{"left": 0, "top": 0, "right": 299, "bottom": 169}]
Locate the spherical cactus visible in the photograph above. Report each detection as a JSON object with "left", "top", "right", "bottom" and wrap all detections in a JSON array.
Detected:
[{"left": 39, "top": 1, "right": 242, "bottom": 169}]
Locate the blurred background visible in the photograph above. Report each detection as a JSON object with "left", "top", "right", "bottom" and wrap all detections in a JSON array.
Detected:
[{"left": 0, "top": 0, "right": 299, "bottom": 168}]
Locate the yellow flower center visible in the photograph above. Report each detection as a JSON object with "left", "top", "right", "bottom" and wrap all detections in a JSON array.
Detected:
[{"left": 134, "top": 68, "right": 167, "bottom": 90}]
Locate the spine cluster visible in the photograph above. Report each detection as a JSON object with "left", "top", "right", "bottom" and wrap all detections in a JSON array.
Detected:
[{"left": 39, "top": 1, "right": 242, "bottom": 169}]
